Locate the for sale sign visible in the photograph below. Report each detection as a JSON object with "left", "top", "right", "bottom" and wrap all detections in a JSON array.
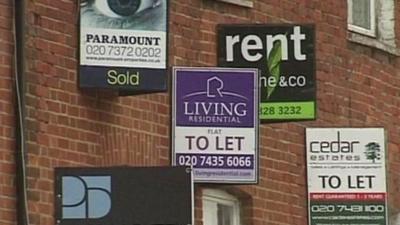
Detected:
[
  {"left": 218, "top": 24, "right": 315, "bottom": 122},
  {"left": 172, "top": 67, "right": 259, "bottom": 183},
  {"left": 306, "top": 128, "right": 387, "bottom": 225}
]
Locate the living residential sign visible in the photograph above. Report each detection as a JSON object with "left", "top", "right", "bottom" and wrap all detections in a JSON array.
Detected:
[
  {"left": 172, "top": 67, "right": 259, "bottom": 183},
  {"left": 306, "top": 128, "right": 387, "bottom": 225},
  {"left": 218, "top": 24, "right": 315, "bottom": 121},
  {"left": 79, "top": 0, "right": 168, "bottom": 94}
]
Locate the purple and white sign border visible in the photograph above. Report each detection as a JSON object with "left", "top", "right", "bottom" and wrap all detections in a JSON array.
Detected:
[{"left": 172, "top": 67, "right": 259, "bottom": 184}]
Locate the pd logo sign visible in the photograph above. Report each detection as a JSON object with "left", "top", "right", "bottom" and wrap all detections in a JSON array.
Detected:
[
  {"left": 218, "top": 24, "right": 316, "bottom": 122},
  {"left": 172, "top": 67, "right": 259, "bottom": 184},
  {"left": 61, "top": 176, "right": 111, "bottom": 219},
  {"left": 56, "top": 166, "right": 193, "bottom": 225}
]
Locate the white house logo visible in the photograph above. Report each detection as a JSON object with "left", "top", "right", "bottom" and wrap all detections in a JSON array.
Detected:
[
  {"left": 61, "top": 175, "right": 111, "bottom": 219},
  {"left": 182, "top": 76, "right": 248, "bottom": 124}
]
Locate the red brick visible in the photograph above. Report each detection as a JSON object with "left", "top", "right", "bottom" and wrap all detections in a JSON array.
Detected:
[{"left": 1, "top": 1, "right": 400, "bottom": 225}]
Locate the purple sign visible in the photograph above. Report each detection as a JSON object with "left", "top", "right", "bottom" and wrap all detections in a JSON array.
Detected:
[
  {"left": 172, "top": 67, "right": 259, "bottom": 184},
  {"left": 175, "top": 70, "right": 255, "bottom": 128}
]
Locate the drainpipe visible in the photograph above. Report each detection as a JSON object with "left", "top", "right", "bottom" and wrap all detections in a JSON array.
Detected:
[{"left": 14, "top": 0, "right": 30, "bottom": 225}]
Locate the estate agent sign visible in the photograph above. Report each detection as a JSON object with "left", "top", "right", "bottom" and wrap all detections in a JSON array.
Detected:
[
  {"left": 172, "top": 67, "right": 259, "bottom": 183},
  {"left": 55, "top": 166, "right": 193, "bottom": 225},
  {"left": 306, "top": 128, "right": 387, "bottom": 225},
  {"left": 218, "top": 24, "right": 315, "bottom": 121},
  {"left": 79, "top": 0, "right": 168, "bottom": 94}
]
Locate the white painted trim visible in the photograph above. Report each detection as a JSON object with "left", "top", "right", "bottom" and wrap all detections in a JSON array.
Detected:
[
  {"left": 348, "top": 32, "right": 400, "bottom": 56},
  {"left": 216, "top": 0, "right": 253, "bottom": 8},
  {"left": 202, "top": 189, "right": 241, "bottom": 225},
  {"left": 347, "top": 0, "right": 376, "bottom": 37}
]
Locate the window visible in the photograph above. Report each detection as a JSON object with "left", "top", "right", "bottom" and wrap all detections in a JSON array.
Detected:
[
  {"left": 215, "top": 0, "right": 253, "bottom": 8},
  {"left": 390, "top": 212, "right": 400, "bottom": 225},
  {"left": 202, "top": 189, "right": 241, "bottom": 225},
  {"left": 348, "top": 0, "right": 376, "bottom": 37},
  {"left": 347, "top": 0, "right": 398, "bottom": 55}
]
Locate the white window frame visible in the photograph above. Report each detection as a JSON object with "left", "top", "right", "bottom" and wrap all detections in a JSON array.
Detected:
[
  {"left": 215, "top": 0, "right": 253, "bottom": 8},
  {"left": 348, "top": 0, "right": 376, "bottom": 37},
  {"left": 347, "top": 0, "right": 399, "bottom": 55},
  {"left": 202, "top": 189, "right": 241, "bottom": 225}
]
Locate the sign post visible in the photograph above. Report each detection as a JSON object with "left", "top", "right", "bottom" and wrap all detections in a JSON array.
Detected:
[
  {"left": 306, "top": 128, "right": 387, "bottom": 225},
  {"left": 172, "top": 67, "right": 259, "bottom": 183}
]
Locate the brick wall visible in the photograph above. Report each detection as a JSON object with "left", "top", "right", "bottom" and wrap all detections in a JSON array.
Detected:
[
  {"left": 24, "top": 0, "right": 172, "bottom": 224},
  {"left": 1, "top": 0, "right": 399, "bottom": 225},
  {"left": 0, "top": 0, "right": 16, "bottom": 224}
]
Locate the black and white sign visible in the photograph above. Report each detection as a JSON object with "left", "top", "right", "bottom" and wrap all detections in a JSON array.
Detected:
[
  {"left": 79, "top": 0, "right": 168, "bottom": 94},
  {"left": 55, "top": 166, "right": 193, "bottom": 225},
  {"left": 218, "top": 24, "right": 316, "bottom": 121}
]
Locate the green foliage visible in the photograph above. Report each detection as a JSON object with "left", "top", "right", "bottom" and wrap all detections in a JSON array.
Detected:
[{"left": 266, "top": 41, "right": 282, "bottom": 99}]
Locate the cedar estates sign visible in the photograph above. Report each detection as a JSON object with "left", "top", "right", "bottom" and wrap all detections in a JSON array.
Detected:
[
  {"left": 306, "top": 128, "right": 387, "bottom": 225},
  {"left": 218, "top": 24, "right": 316, "bottom": 122},
  {"left": 55, "top": 166, "right": 193, "bottom": 225}
]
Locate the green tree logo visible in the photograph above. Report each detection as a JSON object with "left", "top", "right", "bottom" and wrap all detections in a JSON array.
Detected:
[
  {"left": 266, "top": 40, "right": 282, "bottom": 99},
  {"left": 364, "top": 142, "right": 381, "bottom": 163}
]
